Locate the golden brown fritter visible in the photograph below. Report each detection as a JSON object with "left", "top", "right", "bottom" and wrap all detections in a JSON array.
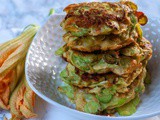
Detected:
[
  {"left": 56, "top": 37, "right": 152, "bottom": 76},
  {"left": 58, "top": 67, "right": 147, "bottom": 114},
  {"left": 63, "top": 27, "right": 138, "bottom": 52},
  {"left": 60, "top": 63, "right": 143, "bottom": 93},
  {"left": 61, "top": 1, "right": 147, "bottom": 36},
  {"left": 57, "top": 1, "right": 151, "bottom": 116}
]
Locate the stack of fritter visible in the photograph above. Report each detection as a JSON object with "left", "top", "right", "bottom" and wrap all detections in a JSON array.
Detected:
[{"left": 56, "top": 1, "right": 152, "bottom": 116}]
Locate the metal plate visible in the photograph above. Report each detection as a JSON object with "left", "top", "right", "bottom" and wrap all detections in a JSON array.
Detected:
[{"left": 26, "top": 14, "right": 160, "bottom": 120}]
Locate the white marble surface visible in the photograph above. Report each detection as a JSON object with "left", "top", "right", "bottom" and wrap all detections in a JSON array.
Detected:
[{"left": 0, "top": 0, "right": 160, "bottom": 120}]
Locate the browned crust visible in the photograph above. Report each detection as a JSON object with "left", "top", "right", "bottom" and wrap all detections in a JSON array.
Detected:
[
  {"left": 67, "top": 38, "right": 134, "bottom": 52},
  {"left": 64, "top": 2, "right": 132, "bottom": 28},
  {"left": 62, "top": 49, "right": 143, "bottom": 76}
]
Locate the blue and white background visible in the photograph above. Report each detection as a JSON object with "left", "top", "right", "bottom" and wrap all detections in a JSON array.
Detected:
[{"left": 0, "top": 0, "right": 160, "bottom": 120}]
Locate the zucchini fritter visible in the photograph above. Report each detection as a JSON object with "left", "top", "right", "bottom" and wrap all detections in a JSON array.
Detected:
[
  {"left": 58, "top": 67, "right": 146, "bottom": 114},
  {"left": 60, "top": 63, "right": 143, "bottom": 93},
  {"left": 61, "top": 1, "right": 147, "bottom": 36},
  {"left": 57, "top": 37, "right": 152, "bottom": 75},
  {"left": 63, "top": 28, "right": 138, "bottom": 52},
  {"left": 57, "top": 1, "right": 151, "bottom": 116}
]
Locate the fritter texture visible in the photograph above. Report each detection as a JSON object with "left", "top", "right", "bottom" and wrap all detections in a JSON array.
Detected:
[{"left": 61, "top": 1, "right": 147, "bottom": 36}]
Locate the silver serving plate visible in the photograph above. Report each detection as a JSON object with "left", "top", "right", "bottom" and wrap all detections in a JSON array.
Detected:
[{"left": 25, "top": 14, "right": 160, "bottom": 120}]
